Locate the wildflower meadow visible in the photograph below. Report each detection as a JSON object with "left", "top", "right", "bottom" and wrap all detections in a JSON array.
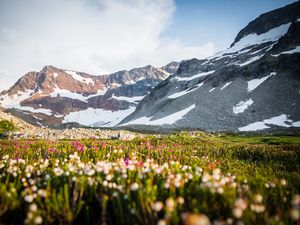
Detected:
[{"left": 0, "top": 132, "right": 299, "bottom": 225}]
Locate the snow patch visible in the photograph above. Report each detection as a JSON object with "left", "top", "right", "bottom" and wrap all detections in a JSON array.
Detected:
[
  {"left": 239, "top": 114, "right": 297, "bottom": 131},
  {"left": 220, "top": 81, "right": 232, "bottom": 90},
  {"left": 235, "top": 55, "right": 264, "bottom": 67},
  {"left": 271, "top": 46, "right": 300, "bottom": 57},
  {"left": 0, "top": 90, "right": 52, "bottom": 116},
  {"left": 230, "top": 23, "right": 291, "bottom": 52},
  {"left": 110, "top": 94, "right": 145, "bottom": 103},
  {"left": 209, "top": 87, "right": 216, "bottom": 92},
  {"left": 233, "top": 99, "right": 254, "bottom": 114},
  {"left": 121, "top": 104, "right": 196, "bottom": 126},
  {"left": 65, "top": 70, "right": 94, "bottom": 85},
  {"left": 247, "top": 72, "right": 276, "bottom": 92},
  {"left": 175, "top": 70, "right": 215, "bottom": 81},
  {"left": 125, "top": 77, "right": 146, "bottom": 85},
  {"left": 50, "top": 86, "right": 108, "bottom": 102},
  {"left": 110, "top": 82, "right": 122, "bottom": 88},
  {"left": 63, "top": 107, "right": 136, "bottom": 127},
  {"left": 50, "top": 87, "right": 89, "bottom": 103},
  {"left": 167, "top": 82, "right": 204, "bottom": 99}
]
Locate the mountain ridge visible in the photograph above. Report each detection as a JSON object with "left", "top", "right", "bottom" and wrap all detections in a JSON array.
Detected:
[
  {"left": 0, "top": 62, "right": 179, "bottom": 127},
  {"left": 118, "top": 1, "right": 300, "bottom": 132}
]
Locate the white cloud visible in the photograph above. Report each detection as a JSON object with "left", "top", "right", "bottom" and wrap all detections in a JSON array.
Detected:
[{"left": 0, "top": 0, "right": 216, "bottom": 91}]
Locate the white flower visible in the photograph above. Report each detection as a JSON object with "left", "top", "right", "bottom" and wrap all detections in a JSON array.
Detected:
[
  {"left": 130, "top": 183, "right": 139, "bottom": 191},
  {"left": 34, "top": 216, "right": 43, "bottom": 224},
  {"left": 152, "top": 201, "right": 163, "bottom": 212},
  {"left": 290, "top": 208, "right": 300, "bottom": 221},
  {"left": 37, "top": 189, "right": 47, "bottom": 198},
  {"left": 176, "top": 196, "right": 185, "bottom": 205},
  {"left": 29, "top": 204, "right": 38, "bottom": 212},
  {"left": 166, "top": 198, "right": 175, "bottom": 211},
  {"left": 233, "top": 207, "right": 243, "bottom": 218},
  {"left": 24, "top": 194, "right": 34, "bottom": 203},
  {"left": 254, "top": 194, "right": 263, "bottom": 203},
  {"left": 157, "top": 220, "right": 166, "bottom": 225},
  {"left": 53, "top": 167, "right": 64, "bottom": 176},
  {"left": 280, "top": 179, "right": 287, "bottom": 186},
  {"left": 292, "top": 195, "right": 300, "bottom": 205}
]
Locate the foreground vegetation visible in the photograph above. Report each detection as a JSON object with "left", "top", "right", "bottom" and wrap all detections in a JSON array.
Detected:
[
  {"left": 0, "top": 132, "right": 299, "bottom": 225},
  {"left": 0, "top": 120, "right": 16, "bottom": 137}
]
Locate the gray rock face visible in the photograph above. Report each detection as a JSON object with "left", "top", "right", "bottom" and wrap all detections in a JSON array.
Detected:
[
  {"left": 0, "top": 63, "right": 179, "bottom": 127},
  {"left": 119, "top": 2, "right": 300, "bottom": 132}
]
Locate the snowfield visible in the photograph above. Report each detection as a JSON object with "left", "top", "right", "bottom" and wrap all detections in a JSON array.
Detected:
[
  {"left": 65, "top": 70, "right": 95, "bottom": 85},
  {"left": 233, "top": 99, "right": 254, "bottom": 114},
  {"left": 239, "top": 114, "right": 300, "bottom": 131},
  {"left": 247, "top": 72, "right": 276, "bottom": 92},
  {"left": 63, "top": 107, "right": 136, "bottom": 127},
  {"left": 121, "top": 104, "right": 196, "bottom": 126}
]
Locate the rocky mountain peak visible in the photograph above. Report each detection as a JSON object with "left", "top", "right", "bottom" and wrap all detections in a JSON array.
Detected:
[
  {"left": 231, "top": 1, "right": 300, "bottom": 47},
  {"left": 119, "top": 2, "right": 300, "bottom": 133},
  {"left": 0, "top": 62, "right": 178, "bottom": 128}
]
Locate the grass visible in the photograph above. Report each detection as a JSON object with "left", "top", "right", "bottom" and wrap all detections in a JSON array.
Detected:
[
  {"left": 0, "top": 120, "right": 16, "bottom": 137},
  {"left": 216, "top": 133, "right": 300, "bottom": 145},
  {"left": 0, "top": 132, "right": 299, "bottom": 225}
]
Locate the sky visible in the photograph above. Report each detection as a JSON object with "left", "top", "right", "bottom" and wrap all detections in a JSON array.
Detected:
[{"left": 0, "top": 0, "right": 297, "bottom": 91}]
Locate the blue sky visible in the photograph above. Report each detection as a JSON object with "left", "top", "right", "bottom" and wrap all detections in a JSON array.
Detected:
[
  {"left": 167, "top": 0, "right": 296, "bottom": 50},
  {"left": 0, "top": 0, "right": 297, "bottom": 91}
]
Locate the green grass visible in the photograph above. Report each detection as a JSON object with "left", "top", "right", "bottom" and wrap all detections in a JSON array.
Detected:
[
  {"left": 0, "top": 132, "right": 299, "bottom": 225},
  {"left": 0, "top": 120, "right": 16, "bottom": 137},
  {"left": 214, "top": 133, "right": 300, "bottom": 145}
]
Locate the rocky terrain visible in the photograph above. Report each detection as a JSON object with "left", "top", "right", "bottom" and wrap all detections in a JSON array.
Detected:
[
  {"left": 119, "top": 2, "right": 300, "bottom": 132},
  {"left": 7, "top": 127, "right": 144, "bottom": 141},
  {"left": 0, "top": 107, "right": 35, "bottom": 132},
  {"left": 0, "top": 108, "right": 144, "bottom": 140},
  {"left": 0, "top": 62, "right": 179, "bottom": 128}
]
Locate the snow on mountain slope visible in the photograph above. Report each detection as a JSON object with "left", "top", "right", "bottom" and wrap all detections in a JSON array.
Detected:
[
  {"left": 0, "top": 62, "right": 179, "bottom": 127},
  {"left": 121, "top": 104, "right": 195, "bottom": 126},
  {"left": 63, "top": 107, "right": 136, "bottom": 127},
  {"left": 119, "top": 2, "right": 300, "bottom": 132}
]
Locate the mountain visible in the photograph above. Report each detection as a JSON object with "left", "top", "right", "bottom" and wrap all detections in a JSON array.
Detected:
[
  {"left": 0, "top": 62, "right": 179, "bottom": 127},
  {"left": 119, "top": 2, "right": 300, "bottom": 132}
]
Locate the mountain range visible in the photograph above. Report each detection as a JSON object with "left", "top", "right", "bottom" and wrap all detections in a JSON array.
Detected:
[
  {"left": 0, "top": 62, "right": 179, "bottom": 128},
  {"left": 1, "top": 2, "right": 300, "bottom": 132}
]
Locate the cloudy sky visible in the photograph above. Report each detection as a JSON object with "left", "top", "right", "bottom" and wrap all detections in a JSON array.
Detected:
[{"left": 0, "top": 0, "right": 296, "bottom": 91}]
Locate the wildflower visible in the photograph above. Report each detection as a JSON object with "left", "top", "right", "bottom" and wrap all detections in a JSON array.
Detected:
[
  {"left": 235, "top": 198, "right": 247, "bottom": 210},
  {"left": 53, "top": 167, "right": 64, "bottom": 176},
  {"left": 34, "top": 216, "right": 43, "bottom": 224},
  {"left": 253, "top": 194, "right": 263, "bottom": 204},
  {"left": 152, "top": 201, "right": 163, "bottom": 212},
  {"left": 24, "top": 194, "right": 34, "bottom": 203},
  {"left": 280, "top": 179, "right": 287, "bottom": 186},
  {"left": 292, "top": 195, "right": 300, "bottom": 205},
  {"left": 177, "top": 196, "right": 185, "bottom": 205},
  {"left": 250, "top": 204, "right": 265, "bottom": 213},
  {"left": 181, "top": 213, "right": 212, "bottom": 225},
  {"left": 125, "top": 158, "right": 130, "bottom": 166},
  {"left": 157, "top": 220, "right": 166, "bottom": 225},
  {"left": 166, "top": 198, "right": 175, "bottom": 211},
  {"left": 290, "top": 208, "right": 300, "bottom": 221},
  {"left": 29, "top": 204, "right": 38, "bottom": 212},
  {"left": 130, "top": 183, "right": 139, "bottom": 191},
  {"left": 37, "top": 189, "right": 47, "bottom": 198},
  {"left": 233, "top": 208, "right": 243, "bottom": 218}
]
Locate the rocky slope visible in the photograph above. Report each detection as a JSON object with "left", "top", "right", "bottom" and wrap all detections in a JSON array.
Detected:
[
  {"left": 0, "top": 107, "right": 35, "bottom": 132},
  {"left": 0, "top": 62, "right": 179, "bottom": 127},
  {"left": 119, "top": 2, "right": 300, "bottom": 132}
]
